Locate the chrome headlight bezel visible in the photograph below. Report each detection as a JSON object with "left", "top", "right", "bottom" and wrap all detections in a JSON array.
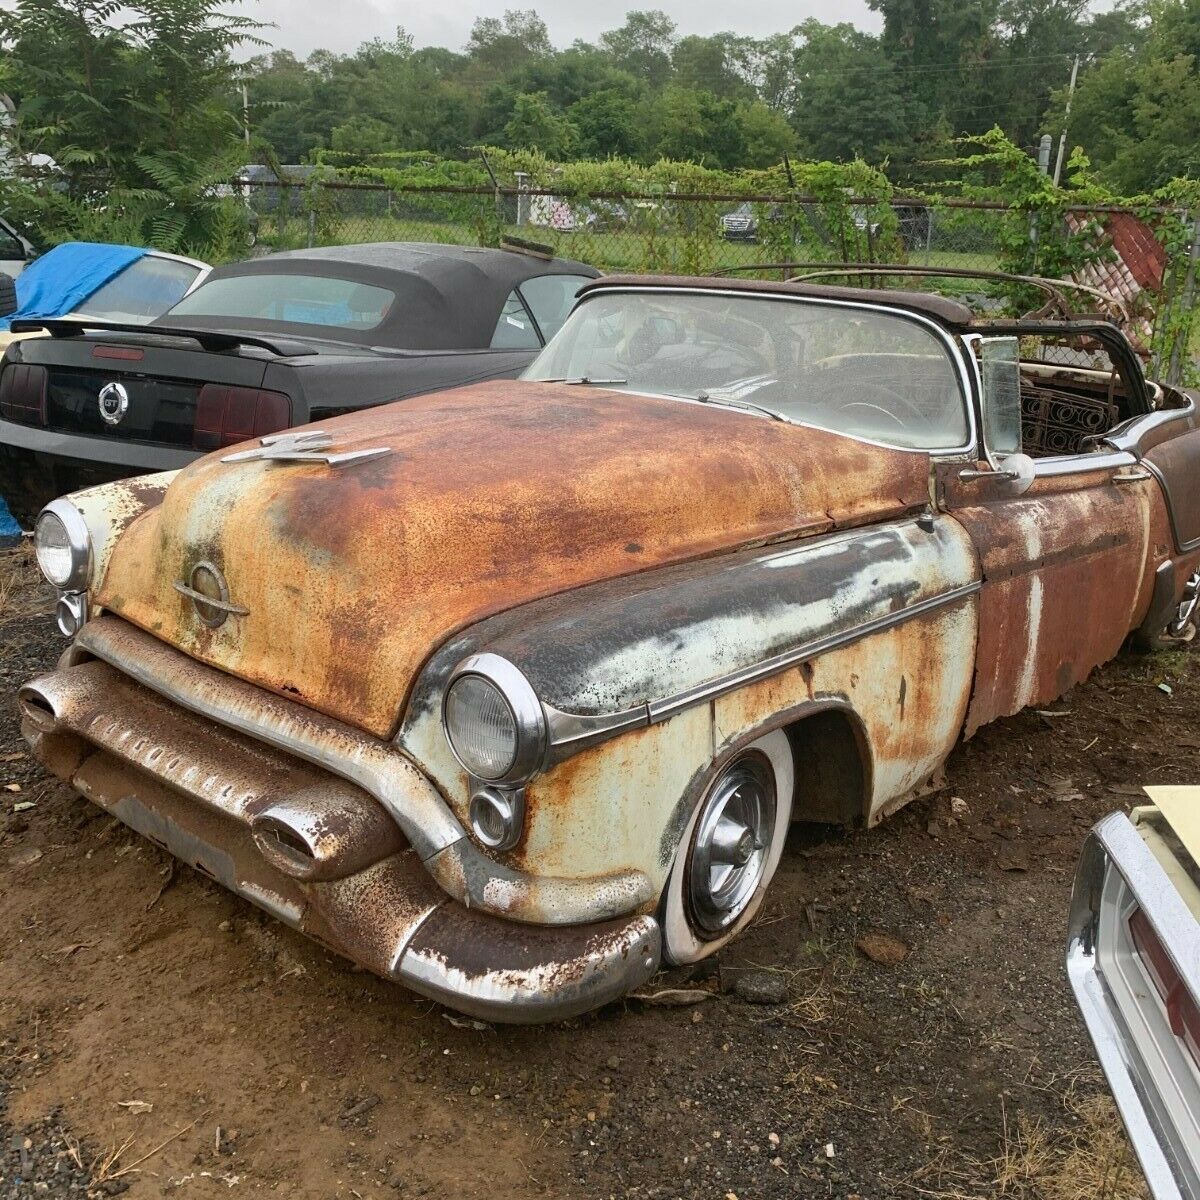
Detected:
[
  {"left": 34, "top": 499, "right": 92, "bottom": 593},
  {"left": 442, "top": 653, "right": 547, "bottom": 786}
]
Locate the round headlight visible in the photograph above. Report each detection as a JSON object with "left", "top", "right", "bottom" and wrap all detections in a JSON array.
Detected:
[
  {"left": 445, "top": 674, "right": 519, "bottom": 780},
  {"left": 469, "top": 785, "right": 524, "bottom": 851},
  {"left": 34, "top": 501, "right": 91, "bottom": 591},
  {"left": 442, "top": 655, "right": 546, "bottom": 784}
]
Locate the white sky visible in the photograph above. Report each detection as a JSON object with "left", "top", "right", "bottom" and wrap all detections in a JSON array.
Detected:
[{"left": 237, "top": 0, "right": 882, "bottom": 59}]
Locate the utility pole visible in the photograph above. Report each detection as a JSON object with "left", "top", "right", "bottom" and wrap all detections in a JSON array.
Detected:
[
  {"left": 241, "top": 81, "right": 251, "bottom": 148},
  {"left": 1052, "top": 55, "right": 1080, "bottom": 187}
]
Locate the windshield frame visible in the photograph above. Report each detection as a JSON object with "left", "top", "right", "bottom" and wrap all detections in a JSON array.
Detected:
[{"left": 524, "top": 285, "right": 979, "bottom": 458}]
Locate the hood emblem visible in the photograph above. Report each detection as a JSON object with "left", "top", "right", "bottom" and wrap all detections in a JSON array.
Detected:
[
  {"left": 221, "top": 430, "right": 391, "bottom": 469},
  {"left": 173, "top": 561, "right": 248, "bottom": 629},
  {"left": 98, "top": 381, "right": 130, "bottom": 426}
]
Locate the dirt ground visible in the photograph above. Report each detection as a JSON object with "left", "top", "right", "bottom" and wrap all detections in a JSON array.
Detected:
[{"left": 0, "top": 541, "right": 1180, "bottom": 1199}]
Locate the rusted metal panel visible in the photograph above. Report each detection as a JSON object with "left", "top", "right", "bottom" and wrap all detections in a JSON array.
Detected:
[
  {"left": 93, "top": 380, "right": 931, "bottom": 739},
  {"left": 1144, "top": 429, "right": 1200, "bottom": 552},
  {"left": 709, "top": 599, "right": 977, "bottom": 825},
  {"left": 397, "top": 516, "right": 979, "bottom": 893},
  {"left": 69, "top": 470, "right": 177, "bottom": 589},
  {"left": 953, "top": 477, "right": 1154, "bottom": 735}
]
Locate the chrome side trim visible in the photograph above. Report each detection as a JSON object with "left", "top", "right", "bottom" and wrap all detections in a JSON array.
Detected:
[
  {"left": 1030, "top": 450, "right": 1137, "bottom": 479},
  {"left": 1067, "top": 812, "right": 1200, "bottom": 1200},
  {"left": 540, "top": 580, "right": 982, "bottom": 763},
  {"left": 1105, "top": 401, "right": 1197, "bottom": 456}
]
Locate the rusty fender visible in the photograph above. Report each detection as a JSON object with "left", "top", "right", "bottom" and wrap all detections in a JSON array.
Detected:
[
  {"left": 67, "top": 471, "right": 178, "bottom": 590},
  {"left": 398, "top": 514, "right": 981, "bottom": 896},
  {"left": 30, "top": 616, "right": 652, "bottom": 926}
]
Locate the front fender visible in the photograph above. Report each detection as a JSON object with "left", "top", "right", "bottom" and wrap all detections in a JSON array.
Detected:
[{"left": 396, "top": 515, "right": 980, "bottom": 898}]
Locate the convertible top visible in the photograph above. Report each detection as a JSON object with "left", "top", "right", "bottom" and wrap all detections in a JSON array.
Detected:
[
  {"left": 163, "top": 242, "right": 598, "bottom": 350},
  {"left": 579, "top": 273, "right": 976, "bottom": 329}
]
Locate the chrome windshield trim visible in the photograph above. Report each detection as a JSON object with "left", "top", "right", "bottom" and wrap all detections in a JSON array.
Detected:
[
  {"left": 540, "top": 578, "right": 982, "bottom": 766},
  {"left": 530, "top": 285, "right": 979, "bottom": 459}
]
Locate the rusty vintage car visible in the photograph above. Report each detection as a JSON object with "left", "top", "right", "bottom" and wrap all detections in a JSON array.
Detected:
[{"left": 17, "top": 273, "right": 1200, "bottom": 1022}]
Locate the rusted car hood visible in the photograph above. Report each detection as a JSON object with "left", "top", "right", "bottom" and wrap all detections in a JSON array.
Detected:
[{"left": 96, "top": 380, "right": 932, "bottom": 738}]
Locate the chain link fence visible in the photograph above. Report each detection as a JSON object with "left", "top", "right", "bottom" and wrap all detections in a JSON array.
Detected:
[{"left": 238, "top": 180, "right": 1198, "bottom": 383}]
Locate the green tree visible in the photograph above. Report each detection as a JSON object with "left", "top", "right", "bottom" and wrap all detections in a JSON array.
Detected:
[
  {"left": 1055, "top": 0, "right": 1200, "bottom": 191},
  {"left": 568, "top": 90, "right": 642, "bottom": 158},
  {"left": 733, "top": 100, "right": 796, "bottom": 167},
  {"left": 0, "top": 0, "right": 263, "bottom": 249},
  {"left": 644, "top": 86, "right": 745, "bottom": 167},
  {"left": 599, "top": 10, "right": 677, "bottom": 88},
  {"left": 789, "top": 21, "right": 917, "bottom": 165},
  {"left": 503, "top": 90, "right": 577, "bottom": 158}
]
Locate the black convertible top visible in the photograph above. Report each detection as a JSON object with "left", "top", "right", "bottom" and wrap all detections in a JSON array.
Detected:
[{"left": 156, "top": 242, "right": 598, "bottom": 351}]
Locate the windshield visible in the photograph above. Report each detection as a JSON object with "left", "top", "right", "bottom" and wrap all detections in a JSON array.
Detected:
[
  {"left": 75, "top": 255, "right": 203, "bottom": 322},
  {"left": 524, "top": 291, "right": 968, "bottom": 450},
  {"left": 169, "top": 272, "right": 395, "bottom": 332}
]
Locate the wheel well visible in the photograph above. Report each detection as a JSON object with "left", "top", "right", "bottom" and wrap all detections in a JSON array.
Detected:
[{"left": 784, "top": 709, "right": 869, "bottom": 827}]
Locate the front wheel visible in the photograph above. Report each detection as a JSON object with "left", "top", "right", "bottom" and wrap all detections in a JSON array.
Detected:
[{"left": 662, "top": 729, "right": 794, "bottom": 965}]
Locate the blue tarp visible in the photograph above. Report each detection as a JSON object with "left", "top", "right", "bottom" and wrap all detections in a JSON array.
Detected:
[
  {"left": 0, "top": 241, "right": 147, "bottom": 330},
  {"left": 0, "top": 495, "right": 22, "bottom": 546}
]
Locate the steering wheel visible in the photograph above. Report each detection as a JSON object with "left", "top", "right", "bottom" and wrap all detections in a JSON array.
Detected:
[{"left": 825, "top": 378, "right": 938, "bottom": 439}]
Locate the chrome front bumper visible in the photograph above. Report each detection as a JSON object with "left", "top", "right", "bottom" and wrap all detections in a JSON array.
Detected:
[
  {"left": 20, "top": 646, "right": 660, "bottom": 1023},
  {"left": 1067, "top": 812, "right": 1200, "bottom": 1200}
]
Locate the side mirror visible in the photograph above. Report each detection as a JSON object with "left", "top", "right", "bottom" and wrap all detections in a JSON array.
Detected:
[
  {"left": 978, "top": 335, "right": 1022, "bottom": 457},
  {"left": 0, "top": 272, "right": 18, "bottom": 319}
]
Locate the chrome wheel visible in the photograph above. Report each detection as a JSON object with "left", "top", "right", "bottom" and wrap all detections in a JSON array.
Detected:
[
  {"left": 1170, "top": 570, "right": 1200, "bottom": 638},
  {"left": 686, "top": 751, "right": 776, "bottom": 935}
]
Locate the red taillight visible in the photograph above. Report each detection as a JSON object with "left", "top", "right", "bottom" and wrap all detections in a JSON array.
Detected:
[
  {"left": 1129, "top": 906, "right": 1200, "bottom": 1064},
  {"left": 193, "top": 384, "right": 292, "bottom": 451},
  {"left": 0, "top": 362, "right": 48, "bottom": 425}
]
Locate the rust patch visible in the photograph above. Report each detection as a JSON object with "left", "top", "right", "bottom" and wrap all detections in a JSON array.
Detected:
[
  {"left": 94, "top": 380, "right": 931, "bottom": 738},
  {"left": 954, "top": 477, "right": 1154, "bottom": 734}
]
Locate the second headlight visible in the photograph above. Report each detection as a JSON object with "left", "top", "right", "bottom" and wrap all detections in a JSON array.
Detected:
[{"left": 442, "top": 654, "right": 546, "bottom": 785}]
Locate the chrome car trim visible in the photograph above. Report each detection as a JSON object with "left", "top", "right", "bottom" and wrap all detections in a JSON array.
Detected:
[
  {"left": 1029, "top": 450, "right": 1137, "bottom": 479},
  {"left": 68, "top": 617, "right": 651, "bottom": 926},
  {"left": 1104, "top": 401, "right": 1197, "bottom": 456},
  {"left": 444, "top": 653, "right": 547, "bottom": 785},
  {"left": 38, "top": 498, "right": 93, "bottom": 593},
  {"left": 74, "top": 616, "right": 463, "bottom": 861},
  {"left": 221, "top": 430, "right": 392, "bottom": 469},
  {"left": 1067, "top": 811, "right": 1200, "bottom": 1200},
  {"left": 396, "top": 911, "right": 662, "bottom": 1024},
  {"left": 538, "top": 579, "right": 982, "bottom": 764}
]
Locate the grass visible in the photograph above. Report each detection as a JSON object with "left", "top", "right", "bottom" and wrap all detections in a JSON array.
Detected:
[
  {"left": 894, "top": 1081, "right": 1148, "bottom": 1200},
  {"left": 0, "top": 542, "right": 52, "bottom": 624}
]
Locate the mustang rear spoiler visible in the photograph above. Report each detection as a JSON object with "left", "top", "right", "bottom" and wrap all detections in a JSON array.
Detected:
[{"left": 9, "top": 317, "right": 318, "bottom": 358}]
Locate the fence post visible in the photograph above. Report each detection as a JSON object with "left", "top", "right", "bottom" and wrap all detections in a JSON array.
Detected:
[{"left": 1167, "top": 211, "right": 1200, "bottom": 387}]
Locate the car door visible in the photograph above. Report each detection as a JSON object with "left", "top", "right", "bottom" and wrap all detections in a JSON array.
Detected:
[{"left": 942, "top": 334, "right": 1158, "bottom": 736}]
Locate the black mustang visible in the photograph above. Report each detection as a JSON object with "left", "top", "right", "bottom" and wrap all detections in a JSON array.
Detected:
[{"left": 0, "top": 242, "right": 597, "bottom": 517}]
